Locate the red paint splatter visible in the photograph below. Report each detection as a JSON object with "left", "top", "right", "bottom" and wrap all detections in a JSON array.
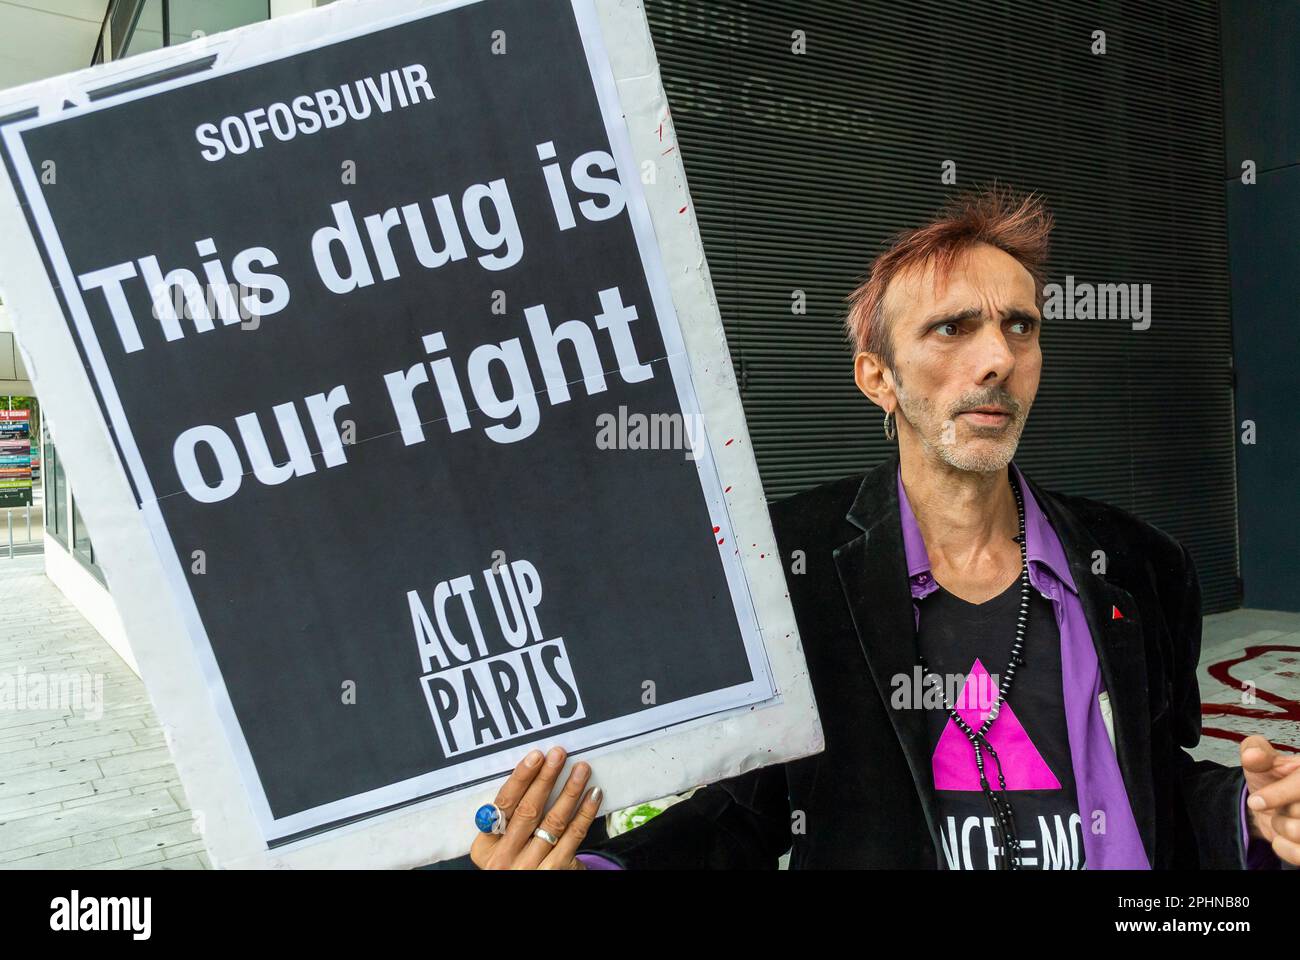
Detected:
[
  {"left": 724, "top": 486, "right": 732, "bottom": 493},
  {"left": 1199, "top": 644, "right": 1300, "bottom": 753},
  {"left": 712, "top": 525, "right": 720, "bottom": 534},
  {"left": 717, "top": 537, "right": 725, "bottom": 545},
  {"left": 724, "top": 438, "right": 735, "bottom": 447},
  {"left": 1203, "top": 645, "right": 1300, "bottom": 721},
  {"left": 661, "top": 146, "right": 675, "bottom": 156},
  {"left": 678, "top": 205, "right": 687, "bottom": 214}
]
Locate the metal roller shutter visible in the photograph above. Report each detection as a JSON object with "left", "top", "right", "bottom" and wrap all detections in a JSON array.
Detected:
[{"left": 644, "top": 0, "right": 1239, "bottom": 612}]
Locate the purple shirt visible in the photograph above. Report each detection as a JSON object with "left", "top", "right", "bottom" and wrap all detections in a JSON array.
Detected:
[{"left": 575, "top": 852, "right": 621, "bottom": 869}]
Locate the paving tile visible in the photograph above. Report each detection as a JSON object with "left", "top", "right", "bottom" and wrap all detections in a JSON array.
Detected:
[
  {"left": 147, "top": 810, "right": 197, "bottom": 829},
  {"left": 0, "top": 732, "right": 139, "bottom": 775},
  {"left": 0, "top": 764, "right": 94, "bottom": 801},
  {"left": 0, "top": 781, "right": 95, "bottom": 817},
  {"left": 96, "top": 747, "right": 174, "bottom": 778},
  {"left": 70, "top": 819, "right": 174, "bottom": 847},
  {"left": 0, "top": 835, "right": 72, "bottom": 863},
  {"left": 86, "top": 849, "right": 166, "bottom": 870},
  {"left": 61, "top": 787, "right": 135, "bottom": 809},
  {"left": 0, "top": 788, "right": 177, "bottom": 851},
  {"left": 91, "top": 764, "right": 182, "bottom": 796},
  {"left": 114, "top": 820, "right": 202, "bottom": 858},
  {"left": 2, "top": 837, "right": 120, "bottom": 870},
  {"left": 133, "top": 853, "right": 207, "bottom": 870},
  {"left": 0, "top": 719, "right": 68, "bottom": 743}
]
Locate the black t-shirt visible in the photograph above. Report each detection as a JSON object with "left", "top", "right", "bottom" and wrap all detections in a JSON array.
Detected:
[{"left": 916, "top": 577, "right": 1086, "bottom": 869}]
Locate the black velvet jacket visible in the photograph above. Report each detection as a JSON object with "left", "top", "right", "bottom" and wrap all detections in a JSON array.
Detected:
[{"left": 590, "top": 457, "right": 1248, "bottom": 869}]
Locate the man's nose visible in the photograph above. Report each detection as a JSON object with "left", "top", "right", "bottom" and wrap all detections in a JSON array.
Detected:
[{"left": 974, "top": 323, "right": 1015, "bottom": 384}]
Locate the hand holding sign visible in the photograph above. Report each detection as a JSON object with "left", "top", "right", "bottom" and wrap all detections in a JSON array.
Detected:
[{"left": 470, "top": 746, "right": 601, "bottom": 870}]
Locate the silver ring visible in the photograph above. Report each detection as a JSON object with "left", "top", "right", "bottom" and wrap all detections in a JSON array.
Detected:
[{"left": 534, "top": 827, "right": 559, "bottom": 846}]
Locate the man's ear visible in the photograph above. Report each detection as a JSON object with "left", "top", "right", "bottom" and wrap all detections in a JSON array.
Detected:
[{"left": 854, "top": 351, "right": 896, "bottom": 413}]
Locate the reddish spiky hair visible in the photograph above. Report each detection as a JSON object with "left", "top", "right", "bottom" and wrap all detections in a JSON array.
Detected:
[{"left": 843, "top": 185, "right": 1054, "bottom": 365}]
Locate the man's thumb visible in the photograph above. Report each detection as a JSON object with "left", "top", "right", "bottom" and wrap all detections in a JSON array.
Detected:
[{"left": 1240, "top": 735, "right": 1276, "bottom": 772}]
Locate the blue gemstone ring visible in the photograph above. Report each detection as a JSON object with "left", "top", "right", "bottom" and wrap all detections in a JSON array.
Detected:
[{"left": 475, "top": 803, "right": 507, "bottom": 835}]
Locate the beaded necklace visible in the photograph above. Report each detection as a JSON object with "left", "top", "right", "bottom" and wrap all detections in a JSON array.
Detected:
[{"left": 915, "top": 473, "right": 1029, "bottom": 870}]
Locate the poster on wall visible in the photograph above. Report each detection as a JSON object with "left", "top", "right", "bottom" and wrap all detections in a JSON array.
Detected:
[
  {"left": 0, "top": 0, "right": 820, "bottom": 867},
  {"left": 0, "top": 410, "right": 32, "bottom": 508}
]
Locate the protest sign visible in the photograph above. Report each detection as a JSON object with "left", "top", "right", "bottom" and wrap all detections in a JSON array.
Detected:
[{"left": 0, "top": 0, "right": 821, "bottom": 866}]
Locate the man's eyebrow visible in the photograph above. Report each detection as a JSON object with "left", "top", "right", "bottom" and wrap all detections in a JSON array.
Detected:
[
  {"left": 1002, "top": 306, "right": 1042, "bottom": 325},
  {"left": 920, "top": 306, "right": 982, "bottom": 327},
  {"left": 919, "top": 305, "right": 1042, "bottom": 327}
]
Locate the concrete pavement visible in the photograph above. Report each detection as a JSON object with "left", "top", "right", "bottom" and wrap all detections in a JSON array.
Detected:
[{"left": 0, "top": 554, "right": 206, "bottom": 869}]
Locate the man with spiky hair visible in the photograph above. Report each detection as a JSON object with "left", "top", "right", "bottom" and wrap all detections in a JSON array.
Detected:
[{"left": 465, "top": 187, "right": 1299, "bottom": 870}]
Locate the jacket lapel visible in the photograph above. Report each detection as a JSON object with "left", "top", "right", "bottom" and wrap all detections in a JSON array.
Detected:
[
  {"left": 831, "top": 458, "right": 944, "bottom": 860},
  {"left": 1027, "top": 478, "right": 1157, "bottom": 864}
]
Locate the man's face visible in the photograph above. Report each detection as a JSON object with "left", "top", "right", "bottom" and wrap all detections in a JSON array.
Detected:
[{"left": 878, "top": 242, "right": 1041, "bottom": 472}]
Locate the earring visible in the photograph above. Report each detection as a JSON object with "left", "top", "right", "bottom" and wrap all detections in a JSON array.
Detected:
[{"left": 883, "top": 410, "right": 897, "bottom": 441}]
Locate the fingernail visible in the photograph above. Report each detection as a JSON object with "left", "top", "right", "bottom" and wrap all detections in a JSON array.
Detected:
[
  {"left": 589, "top": 786, "right": 602, "bottom": 805},
  {"left": 546, "top": 746, "right": 564, "bottom": 766},
  {"left": 1247, "top": 794, "right": 1266, "bottom": 810},
  {"left": 524, "top": 750, "right": 543, "bottom": 767},
  {"left": 574, "top": 762, "right": 590, "bottom": 781}
]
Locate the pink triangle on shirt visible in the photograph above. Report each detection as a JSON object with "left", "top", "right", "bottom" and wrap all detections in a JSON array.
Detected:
[{"left": 932, "top": 658, "right": 1061, "bottom": 792}]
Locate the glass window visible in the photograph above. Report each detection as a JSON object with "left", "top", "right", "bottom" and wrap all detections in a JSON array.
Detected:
[
  {"left": 44, "top": 426, "right": 104, "bottom": 579},
  {"left": 109, "top": 0, "right": 140, "bottom": 60},
  {"left": 119, "top": 0, "right": 165, "bottom": 59},
  {"left": 72, "top": 496, "right": 95, "bottom": 569},
  {"left": 44, "top": 427, "right": 66, "bottom": 545},
  {"left": 167, "top": 0, "right": 270, "bottom": 44}
]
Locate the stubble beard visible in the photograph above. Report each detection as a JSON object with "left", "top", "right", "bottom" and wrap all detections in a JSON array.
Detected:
[{"left": 893, "top": 375, "right": 1028, "bottom": 474}]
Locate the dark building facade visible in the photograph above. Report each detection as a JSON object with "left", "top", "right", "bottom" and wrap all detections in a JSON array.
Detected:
[
  {"left": 1221, "top": 0, "right": 1300, "bottom": 613},
  {"left": 645, "top": 0, "right": 1245, "bottom": 613}
]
